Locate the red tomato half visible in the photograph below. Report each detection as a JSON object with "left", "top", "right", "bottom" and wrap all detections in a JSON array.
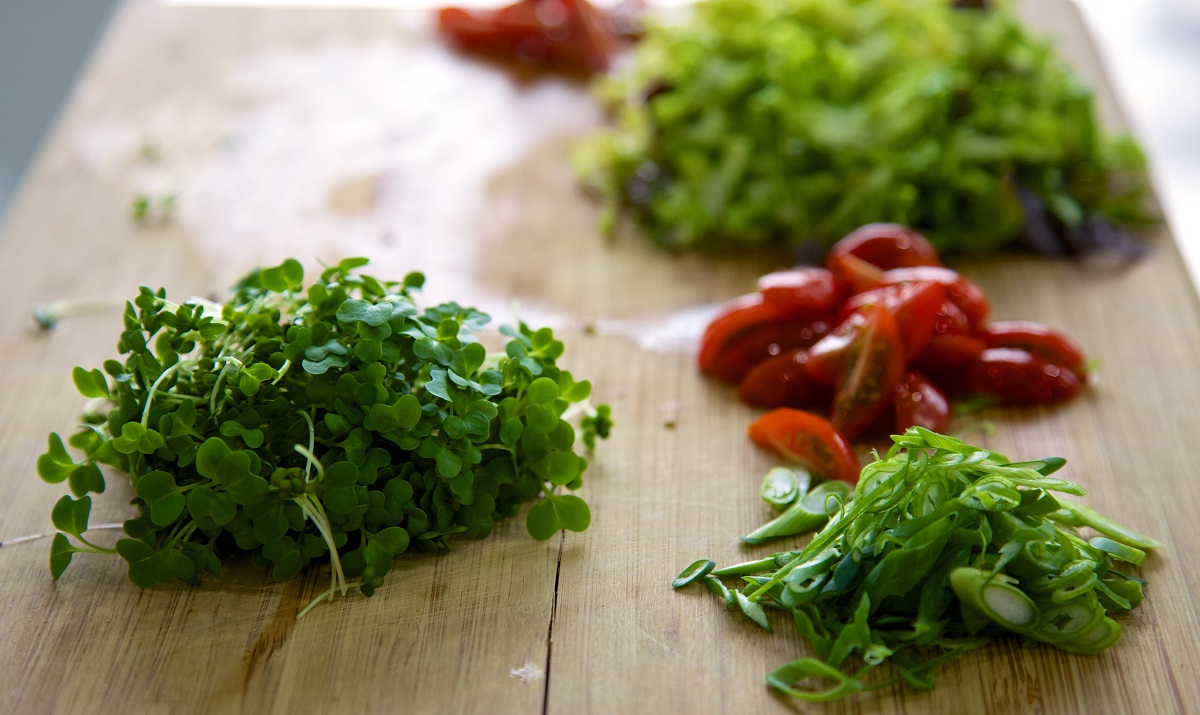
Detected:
[
  {"left": 965, "top": 348, "right": 1082, "bottom": 405},
  {"left": 748, "top": 408, "right": 860, "bottom": 484},
  {"left": 838, "top": 280, "right": 946, "bottom": 360},
  {"left": 738, "top": 349, "right": 833, "bottom": 410},
  {"left": 915, "top": 333, "right": 987, "bottom": 371},
  {"left": 894, "top": 371, "right": 951, "bottom": 433},
  {"left": 881, "top": 266, "right": 991, "bottom": 326},
  {"left": 757, "top": 267, "right": 843, "bottom": 315},
  {"left": 978, "top": 321, "right": 1087, "bottom": 376},
  {"left": 830, "top": 305, "right": 906, "bottom": 439},
  {"left": 698, "top": 294, "right": 831, "bottom": 383},
  {"left": 828, "top": 224, "right": 942, "bottom": 273}
]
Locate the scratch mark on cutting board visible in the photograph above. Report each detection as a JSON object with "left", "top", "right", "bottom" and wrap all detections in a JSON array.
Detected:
[
  {"left": 637, "top": 625, "right": 686, "bottom": 662},
  {"left": 241, "top": 573, "right": 308, "bottom": 692}
]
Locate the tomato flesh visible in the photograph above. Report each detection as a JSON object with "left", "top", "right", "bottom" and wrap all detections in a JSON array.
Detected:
[
  {"left": 748, "top": 408, "right": 860, "bottom": 484},
  {"left": 965, "top": 348, "right": 1082, "bottom": 405},
  {"left": 838, "top": 280, "right": 945, "bottom": 360},
  {"left": 738, "top": 349, "right": 832, "bottom": 410},
  {"left": 893, "top": 371, "right": 951, "bottom": 433},
  {"left": 830, "top": 305, "right": 906, "bottom": 439}
]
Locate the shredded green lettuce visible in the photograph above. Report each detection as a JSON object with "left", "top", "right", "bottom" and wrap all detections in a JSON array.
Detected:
[{"left": 577, "top": 0, "right": 1153, "bottom": 254}]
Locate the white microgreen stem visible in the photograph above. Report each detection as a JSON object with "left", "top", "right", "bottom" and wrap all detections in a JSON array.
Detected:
[
  {"left": 294, "top": 494, "right": 347, "bottom": 600},
  {"left": 0, "top": 523, "right": 124, "bottom": 548},
  {"left": 296, "top": 411, "right": 317, "bottom": 481},
  {"left": 141, "top": 360, "right": 189, "bottom": 427},
  {"left": 272, "top": 359, "right": 292, "bottom": 385},
  {"left": 294, "top": 444, "right": 323, "bottom": 483},
  {"left": 296, "top": 580, "right": 364, "bottom": 621}
]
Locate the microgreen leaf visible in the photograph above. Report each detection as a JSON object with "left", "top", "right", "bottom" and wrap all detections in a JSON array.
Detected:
[
  {"left": 37, "top": 433, "right": 78, "bottom": 484},
  {"left": 49, "top": 533, "right": 76, "bottom": 580},
  {"left": 51, "top": 495, "right": 92, "bottom": 537},
  {"left": 66, "top": 463, "right": 105, "bottom": 497},
  {"left": 72, "top": 366, "right": 110, "bottom": 399},
  {"left": 526, "top": 494, "right": 591, "bottom": 540}
]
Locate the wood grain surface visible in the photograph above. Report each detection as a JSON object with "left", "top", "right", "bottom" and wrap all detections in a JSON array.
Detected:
[{"left": 1, "top": 1, "right": 1197, "bottom": 713}]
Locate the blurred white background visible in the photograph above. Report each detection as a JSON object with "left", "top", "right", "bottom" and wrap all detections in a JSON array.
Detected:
[{"left": 1, "top": 0, "right": 1197, "bottom": 282}]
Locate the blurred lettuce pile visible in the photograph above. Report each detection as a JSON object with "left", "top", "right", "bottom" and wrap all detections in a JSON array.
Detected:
[{"left": 575, "top": 0, "right": 1154, "bottom": 255}]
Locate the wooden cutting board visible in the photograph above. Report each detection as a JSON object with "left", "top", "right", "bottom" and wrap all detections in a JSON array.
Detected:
[{"left": 1, "top": 1, "right": 1197, "bottom": 712}]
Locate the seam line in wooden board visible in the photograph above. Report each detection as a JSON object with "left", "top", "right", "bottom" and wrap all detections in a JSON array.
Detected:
[{"left": 542, "top": 531, "right": 565, "bottom": 715}]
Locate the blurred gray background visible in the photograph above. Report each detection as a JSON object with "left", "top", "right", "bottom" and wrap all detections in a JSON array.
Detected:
[
  {"left": 1, "top": 0, "right": 1198, "bottom": 272},
  {"left": 0, "top": 0, "right": 118, "bottom": 216}
]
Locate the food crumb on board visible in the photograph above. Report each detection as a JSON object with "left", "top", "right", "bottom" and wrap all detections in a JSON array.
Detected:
[{"left": 509, "top": 659, "right": 545, "bottom": 682}]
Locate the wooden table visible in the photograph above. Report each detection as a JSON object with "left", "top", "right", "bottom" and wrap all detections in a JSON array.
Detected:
[{"left": 1, "top": 1, "right": 1197, "bottom": 712}]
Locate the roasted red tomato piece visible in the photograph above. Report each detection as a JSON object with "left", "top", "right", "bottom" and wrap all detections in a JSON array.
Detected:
[
  {"left": 698, "top": 294, "right": 831, "bottom": 383},
  {"left": 437, "top": 0, "right": 618, "bottom": 74},
  {"left": 893, "top": 371, "right": 951, "bottom": 433},
  {"left": 881, "top": 266, "right": 991, "bottom": 326},
  {"left": 830, "top": 305, "right": 906, "bottom": 439},
  {"left": 838, "top": 280, "right": 946, "bottom": 360},
  {"left": 978, "top": 321, "right": 1087, "bottom": 376},
  {"left": 828, "top": 223, "right": 942, "bottom": 274},
  {"left": 738, "top": 348, "right": 833, "bottom": 410},
  {"left": 965, "top": 348, "right": 1082, "bottom": 405},
  {"left": 757, "top": 267, "right": 843, "bottom": 315},
  {"left": 748, "top": 408, "right": 859, "bottom": 484}
]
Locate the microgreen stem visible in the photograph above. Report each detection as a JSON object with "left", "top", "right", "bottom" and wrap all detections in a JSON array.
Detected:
[
  {"left": 294, "top": 493, "right": 346, "bottom": 599},
  {"left": 295, "top": 445, "right": 323, "bottom": 483},
  {"left": 75, "top": 534, "right": 120, "bottom": 554},
  {"left": 296, "top": 579, "right": 363, "bottom": 620},
  {"left": 272, "top": 359, "right": 292, "bottom": 385},
  {"left": 141, "top": 360, "right": 187, "bottom": 427},
  {"left": 166, "top": 522, "right": 198, "bottom": 549}
]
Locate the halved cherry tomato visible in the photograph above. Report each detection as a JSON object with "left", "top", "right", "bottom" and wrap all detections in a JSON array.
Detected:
[
  {"left": 806, "top": 311, "right": 869, "bottom": 384},
  {"left": 827, "top": 223, "right": 941, "bottom": 276},
  {"left": 964, "top": 348, "right": 1082, "bottom": 405},
  {"left": 933, "top": 300, "right": 973, "bottom": 336},
  {"left": 830, "top": 305, "right": 906, "bottom": 439},
  {"left": 698, "top": 294, "right": 831, "bottom": 383},
  {"left": 978, "top": 321, "right": 1087, "bottom": 376},
  {"left": 748, "top": 408, "right": 859, "bottom": 484},
  {"left": 738, "top": 348, "right": 833, "bottom": 410},
  {"left": 757, "top": 267, "right": 843, "bottom": 315},
  {"left": 838, "top": 280, "right": 945, "bottom": 360},
  {"left": 880, "top": 266, "right": 990, "bottom": 325},
  {"left": 893, "top": 371, "right": 951, "bottom": 433},
  {"left": 914, "top": 333, "right": 987, "bottom": 371}
]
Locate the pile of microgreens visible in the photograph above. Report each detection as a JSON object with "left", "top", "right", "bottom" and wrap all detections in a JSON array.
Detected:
[{"left": 38, "top": 258, "right": 611, "bottom": 615}]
